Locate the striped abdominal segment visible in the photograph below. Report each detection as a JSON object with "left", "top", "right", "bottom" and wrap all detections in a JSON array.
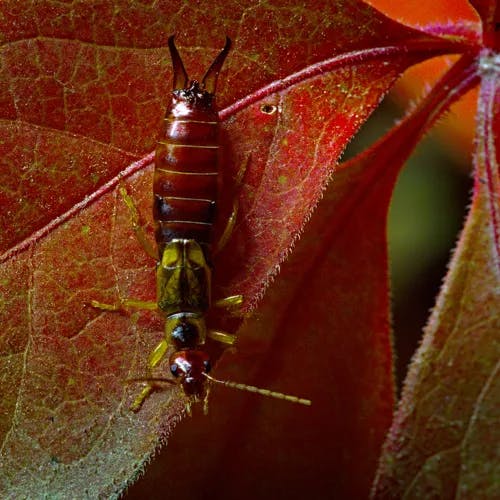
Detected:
[{"left": 154, "top": 118, "right": 220, "bottom": 251}]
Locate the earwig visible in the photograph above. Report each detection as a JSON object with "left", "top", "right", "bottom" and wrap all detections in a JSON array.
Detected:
[{"left": 92, "top": 36, "right": 311, "bottom": 412}]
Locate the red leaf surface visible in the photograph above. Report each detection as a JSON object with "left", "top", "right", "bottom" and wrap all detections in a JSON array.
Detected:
[{"left": 0, "top": 1, "right": 468, "bottom": 498}]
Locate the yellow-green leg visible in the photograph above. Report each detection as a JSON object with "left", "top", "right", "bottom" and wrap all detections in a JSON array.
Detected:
[
  {"left": 213, "top": 294, "right": 245, "bottom": 318},
  {"left": 207, "top": 295, "right": 245, "bottom": 344},
  {"left": 208, "top": 329, "right": 237, "bottom": 345},
  {"left": 203, "top": 383, "right": 212, "bottom": 415},
  {"left": 91, "top": 296, "right": 166, "bottom": 411},
  {"left": 214, "top": 156, "right": 250, "bottom": 254},
  {"left": 119, "top": 186, "right": 158, "bottom": 260},
  {"left": 214, "top": 198, "right": 239, "bottom": 253},
  {"left": 91, "top": 298, "right": 157, "bottom": 312},
  {"left": 129, "top": 338, "right": 169, "bottom": 412},
  {"left": 213, "top": 294, "right": 243, "bottom": 310}
]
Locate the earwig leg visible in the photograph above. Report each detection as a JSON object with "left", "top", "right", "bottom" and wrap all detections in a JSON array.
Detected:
[
  {"left": 208, "top": 329, "right": 237, "bottom": 345},
  {"left": 91, "top": 298, "right": 157, "bottom": 312},
  {"left": 214, "top": 294, "right": 243, "bottom": 308},
  {"left": 130, "top": 338, "right": 169, "bottom": 412},
  {"left": 130, "top": 385, "right": 155, "bottom": 413},
  {"left": 214, "top": 156, "right": 250, "bottom": 254},
  {"left": 214, "top": 198, "right": 238, "bottom": 254},
  {"left": 91, "top": 295, "right": 164, "bottom": 411},
  {"left": 203, "top": 384, "right": 211, "bottom": 415},
  {"left": 119, "top": 186, "right": 158, "bottom": 260},
  {"left": 234, "top": 154, "right": 251, "bottom": 188},
  {"left": 90, "top": 300, "right": 121, "bottom": 311},
  {"left": 122, "top": 299, "right": 158, "bottom": 310},
  {"left": 213, "top": 295, "right": 244, "bottom": 316},
  {"left": 148, "top": 338, "right": 169, "bottom": 367}
]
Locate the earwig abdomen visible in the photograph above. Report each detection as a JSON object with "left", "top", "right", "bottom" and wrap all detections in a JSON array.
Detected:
[{"left": 153, "top": 91, "right": 221, "bottom": 256}]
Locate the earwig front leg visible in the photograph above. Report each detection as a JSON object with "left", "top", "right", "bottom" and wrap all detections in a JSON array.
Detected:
[
  {"left": 119, "top": 186, "right": 159, "bottom": 260},
  {"left": 91, "top": 294, "right": 166, "bottom": 411},
  {"left": 203, "top": 383, "right": 211, "bottom": 415},
  {"left": 130, "top": 338, "right": 169, "bottom": 412},
  {"left": 208, "top": 295, "right": 245, "bottom": 345}
]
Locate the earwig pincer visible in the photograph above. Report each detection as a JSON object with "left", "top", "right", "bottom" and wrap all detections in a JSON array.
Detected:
[{"left": 91, "top": 36, "right": 311, "bottom": 412}]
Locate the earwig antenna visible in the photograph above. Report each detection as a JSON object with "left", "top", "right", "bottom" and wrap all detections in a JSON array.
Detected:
[{"left": 203, "top": 373, "right": 312, "bottom": 406}]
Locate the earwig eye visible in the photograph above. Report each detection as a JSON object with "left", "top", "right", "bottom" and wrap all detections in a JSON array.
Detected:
[
  {"left": 203, "top": 360, "right": 211, "bottom": 373},
  {"left": 170, "top": 364, "right": 179, "bottom": 377}
]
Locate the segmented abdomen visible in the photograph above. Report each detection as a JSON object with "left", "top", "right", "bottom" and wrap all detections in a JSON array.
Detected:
[{"left": 154, "top": 115, "right": 219, "bottom": 255}]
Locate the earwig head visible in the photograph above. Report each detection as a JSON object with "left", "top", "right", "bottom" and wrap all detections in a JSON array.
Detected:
[
  {"left": 169, "top": 349, "right": 211, "bottom": 399},
  {"left": 167, "top": 35, "right": 231, "bottom": 111},
  {"left": 127, "top": 362, "right": 312, "bottom": 412}
]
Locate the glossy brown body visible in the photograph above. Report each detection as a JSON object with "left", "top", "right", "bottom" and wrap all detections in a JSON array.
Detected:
[
  {"left": 149, "top": 36, "right": 230, "bottom": 402},
  {"left": 154, "top": 83, "right": 220, "bottom": 257}
]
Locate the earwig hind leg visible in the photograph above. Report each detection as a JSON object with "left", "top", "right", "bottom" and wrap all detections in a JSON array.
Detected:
[
  {"left": 214, "top": 155, "right": 251, "bottom": 254},
  {"left": 130, "top": 338, "right": 169, "bottom": 412},
  {"left": 119, "top": 186, "right": 158, "bottom": 260},
  {"left": 214, "top": 294, "right": 243, "bottom": 309},
  {"left": 208, "top": 329, "right": 237, "bottom": 345},
  {"left": 234, "top": 154, "right": 251, "bottom": 188},
  {"left": 90, "top": 299, "right": 121, "bottom": 312}
]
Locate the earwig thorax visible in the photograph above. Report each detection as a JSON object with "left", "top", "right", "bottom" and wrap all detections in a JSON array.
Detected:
[{"left": 165, "top": 312, "right": 207, "bottom": 350}]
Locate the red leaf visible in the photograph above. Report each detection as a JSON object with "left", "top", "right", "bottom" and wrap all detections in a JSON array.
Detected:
[
  {"left": 0, "top": 1, "right": 467, "bottom": 498},
  {"left": 372, "top": 48, "right": 499, "bottom": 499},
  {"left": 0, "top": 0, "right": 458, "bottom": 256}
]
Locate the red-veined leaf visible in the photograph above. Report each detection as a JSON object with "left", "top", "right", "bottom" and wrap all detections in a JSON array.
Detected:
[
  {"left": 0, "top": 0, "right": 456, "bottom": 256},
  {"left": 0, "top": 1, "right": 470, "bottom": 498}
]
